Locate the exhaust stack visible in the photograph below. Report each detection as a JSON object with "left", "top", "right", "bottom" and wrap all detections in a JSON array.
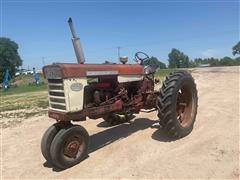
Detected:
[{"left": 68, "top": 17, "right": 85, "bottom": 64}]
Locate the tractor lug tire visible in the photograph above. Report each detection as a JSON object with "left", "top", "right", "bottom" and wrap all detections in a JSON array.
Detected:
[
  {"left": 157, "top": 71, "right": 198, "bottom": 139},
  {"left": 50, "top": 125, "right": 89, "bottom": 169},
  {"left": 41, "top": 123, "right": 61, "bottom": 164}
]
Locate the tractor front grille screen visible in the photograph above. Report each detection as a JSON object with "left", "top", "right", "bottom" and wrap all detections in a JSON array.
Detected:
[{"left": 48, "top": 79, "right": 66, "bottom": 111}]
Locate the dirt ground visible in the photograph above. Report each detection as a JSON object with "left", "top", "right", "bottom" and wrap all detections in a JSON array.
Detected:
[{"left": 1, "top": 66, "right": 239, "bottom": 179}]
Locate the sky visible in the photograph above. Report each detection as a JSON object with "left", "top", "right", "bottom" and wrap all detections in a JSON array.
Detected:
[{"left": 1, "top": 0, "right": 239, "bottom": 69}]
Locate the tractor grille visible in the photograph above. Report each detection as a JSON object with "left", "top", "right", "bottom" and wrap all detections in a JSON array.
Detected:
[{"left": 48, "top": 79, "right": 66, "bottom": 111}]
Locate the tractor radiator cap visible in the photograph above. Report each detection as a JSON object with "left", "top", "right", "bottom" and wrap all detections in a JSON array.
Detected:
[{"left": 119, "top": 56, "right": 128, "bottom": 64}]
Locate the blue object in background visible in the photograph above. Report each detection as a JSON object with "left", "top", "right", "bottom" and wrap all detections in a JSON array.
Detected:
[
  {"left": 3, "top": 68, "right": 10, "bottom": 90},
  {"left": 33, "top": 67, "right": 40, "bottom": 85}
]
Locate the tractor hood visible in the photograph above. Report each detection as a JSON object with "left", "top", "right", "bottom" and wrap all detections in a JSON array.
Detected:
[{"left": 43, "top": 63, "right": 144, "bottom": 79}]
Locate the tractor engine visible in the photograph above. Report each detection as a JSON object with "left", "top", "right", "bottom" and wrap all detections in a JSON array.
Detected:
[{"left": 42, "top": 63, "right": 155, "bottom": 121}]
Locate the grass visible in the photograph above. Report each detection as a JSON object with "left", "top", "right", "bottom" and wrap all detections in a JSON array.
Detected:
[
  {"left": 0, "top": 91, "right": 48, "bottom": 112},
  {"left": 155, "top": 69, "right": 176, "bottom": 80},
  {"left": 0, "top": 75, "right": 48, "bottom": 119},
  {"left": 1, "top": 83, "right": 47, "bottom": 96}
]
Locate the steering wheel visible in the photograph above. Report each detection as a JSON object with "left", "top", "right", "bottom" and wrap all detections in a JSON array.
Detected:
[{"left": 134, "top": 52, "right": 149, "bottom": 64}]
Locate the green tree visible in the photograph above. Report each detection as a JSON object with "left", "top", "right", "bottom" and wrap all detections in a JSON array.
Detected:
[
  {"left": 189, "top": 60, "right": 197, "bottom": 68},
  {"left": 194, "top": 58, "right": 203, "bottom": 66},
  {"left": 194, "top": 57, "right": 220, "bottom": 67},
  {"left": 143, "top": 56, "right": 167, "bottom": 69},
  {"left": 0, "top": 37, "right": 22, "bottom": 83},
  {"left": 208, "top": 57, "right": 219, "bottom": 66},
  {"left": 219, "top": 56, "right": 235, "bottom": 66},
  {"left": 232, "top": 41, "right": 240, "bottom": 56},
  {"left": 234, "top": 57, "right": 240, "bottom": 65},
  {"left": 168, "top": 48, "right": 189, "bottom": 68}
]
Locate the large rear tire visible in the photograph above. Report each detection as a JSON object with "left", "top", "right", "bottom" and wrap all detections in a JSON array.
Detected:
[
  {"left": 50, "top": 125, "right": 89, "bottom": 169},
  {"left": 157, "top": 71, "right": 198, "bottom": 138}
]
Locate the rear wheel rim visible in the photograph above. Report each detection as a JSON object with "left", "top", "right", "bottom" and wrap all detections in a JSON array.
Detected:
[{"left": 176, "top": 83, "right": 196, "bottom": 128}]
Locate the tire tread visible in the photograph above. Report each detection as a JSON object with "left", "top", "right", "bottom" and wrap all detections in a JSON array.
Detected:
[{"left": 157, "top": 70, "right": 198, "bottom": 138}]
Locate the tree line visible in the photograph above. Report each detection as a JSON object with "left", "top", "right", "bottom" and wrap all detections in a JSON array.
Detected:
[
  {"left": 145, "top": 41, "right": 240, "bottom": 69},
  {"left": 0, "top": 37, "right": 239, "bottom": 83}
]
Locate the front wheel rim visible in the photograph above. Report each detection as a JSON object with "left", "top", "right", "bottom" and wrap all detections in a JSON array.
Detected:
[{"left": 63, "top": 135, "right": 85, "bottom": 159}]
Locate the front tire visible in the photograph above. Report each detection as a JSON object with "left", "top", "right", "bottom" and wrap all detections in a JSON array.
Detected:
[
  {"left": 41, "top": 123, "right": 61, "bottom": 164},
  {"left": 157, "top": 71, "right": 198, "bottom": 138},
  {"left": 50, "top": 125, "right": 89, "bottom": 169}
]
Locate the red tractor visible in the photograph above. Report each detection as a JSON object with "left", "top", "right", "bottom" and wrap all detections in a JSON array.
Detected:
[{"left": 41, "top": 18, "right": 198, "bottom": 169}]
